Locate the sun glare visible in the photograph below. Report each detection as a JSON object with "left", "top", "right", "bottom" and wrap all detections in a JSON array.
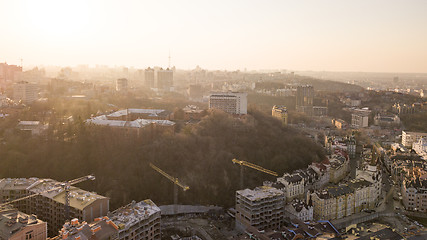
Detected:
[{"left": 24, "top": 0, "right": 91, "bottom": 41}]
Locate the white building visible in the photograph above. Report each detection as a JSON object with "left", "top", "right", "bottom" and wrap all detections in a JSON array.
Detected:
[
  {"left": 413, "top": 137, "right": 427, "bottom": 160},
  {"left": 209, "top": 92, "right": 247, "bottom": 115},
  {"left": 285, "top": 200, "right": 313, "bottom": 221},
  {"left": 13, "top": 81, "right": 38, "bottom": 104},
  {"left": 402, "top": 130, "right": 427, "bottom": 148},
  {"left": 351, "top": 108, "right": 370, "bottom": 129},
  {"left": 277, "top": 173, "right": 305, "bottom": 202}
]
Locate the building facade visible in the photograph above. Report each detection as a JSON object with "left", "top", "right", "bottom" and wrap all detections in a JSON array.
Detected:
[
  {"left": 271, "top": 105, "right": 288, "bottom": 126},
  {"left": 13, "top": 81, "right": 38, "bottom": 104},
  {"left": 0, "top": 208, "right": 47, "bottom": 240},
  {"left": 296, "top": 85, "right": 314, "bottom": 115},
  {"left": 144, "top": 68, "right": 155, "bottom": 88},
  {"left": 209, "top": 92, "right": 247, "bottom": 115},
  {"left": 402, "top": 131, "right": 427, "bottom": 148},
  {"left": 157, "top": 68, "right": 173, "bottom": 91}
]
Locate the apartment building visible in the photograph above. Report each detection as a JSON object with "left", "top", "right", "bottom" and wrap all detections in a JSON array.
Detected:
[
  {"left": 413, "top": 137, "right": 427, "bottom": 160},
  {"left": 13, "top": 81, "right": 38, "bottom": 104},
  {"left": 0, "top": 208, "right": 47, "bottom": 240},
  {"left": 54, "top": 217, "right": 118, "bottom": 240},
  {"left": 0, "top": 178, "right": 109, "bottom": 236},
  {"left": 329, "top": 154, "right": 350, "bottom": 184},
  {"left": 209, "top": 92, "right": 247, "bottom": 115},
  {"left": 402, "top": 130, "right": 427, "bottom": 148},
  {"left": 271, "top": 105, "right": 288, "bottom": 126},
  {"left": 109, "top": 199, "right": 161, "bottom": 240},
  {"left": 157, "top": 68, "right": 173, "bottom": 91},
  {"left": 235, "top": 186, "right": 285, "bottom": 232},
  {"left": 277, "top": 173, "right": 305, "bottom": 202},
  {"left": 285, "top": 199, "right": 313, "bottom": 221},
  {"left": 351, "top": 108, "right": 370, "bottom": 129},
  {"left": 116, "top": 78, "right": 128, "bottom": 92},
  {"left": 310, "top": 185, "right": 354, "bottom": 220},
  {"left": 402, "top": 177, "right": 427, "bottom": 212},
  {"left": 296, "top": 85, "right": 314, "bottom": 116}
]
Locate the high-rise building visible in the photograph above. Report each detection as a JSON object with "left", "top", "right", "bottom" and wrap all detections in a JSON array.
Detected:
[
  {"left": 157, "top": 68, "right": 173, "bottom": 91},
  {"left": 0, "top": 63, "right": 22, "bottom": 82},
  {"left": 296, "top": 85, "right": 314, "bottom": 115},
  {"left": 144, "top": 67, "right": 155, "bottom": 88},
  {"left": 116, "top": 78, "right": 128, "bottom": 92},
  {"left": 235, "top": 186, "right": 285, "bottom": 231},
  {"left": 0, "top": 178, "right": 109, "bottom": 236},
  {"left": 351, "top": 108, "right": 370, "bottom": 129},
  {"left": 13, "top": 81, "right": 38, "bottom": 104},
  {"left": 209, "top": 92, "right": 247, "bottom": 115},
  {"left": 272, "top": 105, "right": 288, "bottom": 125}
]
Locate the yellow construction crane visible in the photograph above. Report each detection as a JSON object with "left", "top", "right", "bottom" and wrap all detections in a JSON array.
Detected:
[
  {"left": 0, "top": 175, "right": 96, "bottom": 221},
  {"left": 232, "top": 158, "right": 278, "bottom": 189},
  {"left": 149, "top": 163, "right": 189, "bottom": 214}
]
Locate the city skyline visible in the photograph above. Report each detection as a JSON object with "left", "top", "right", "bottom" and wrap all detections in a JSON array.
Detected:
[{"left": 1, "top": 0, "right": 427, "bottom": 73}]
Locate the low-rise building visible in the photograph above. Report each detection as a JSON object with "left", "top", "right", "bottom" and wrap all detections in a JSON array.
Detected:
[
  {"left": 402, "top": 177, "right": 427, "bottom": 212},
  {"left": 373, "top": 113, "right": 400, "bottom": 126},
  {"left": 277, "top": 173, "right": 305, "bottom": 202},
  {"left": 402, "top": 130, "right": 427, "bottom": 148},
  {"left": 54, "top": 217, "right": 118, "bottom": 240},
  {"left": 235, "top": 186, "right": 285, "bottom": 232},
  {"left": 285, "top": 199, "right": 313, "bottom": 221},
  {"left": 310, "top": 185, "right": 354, "bottom": 220},
  {"left": 0, "top": 208, "right": 47, "bottom": 240},
  {"left": 329, "top": 154, "right": 350, "bottom": 184},
  {"left": 271, "top": 105, "right": 288, "bottom": 126},
  {"left": 412, "top": 137, "right": 427, "bottom": 160}
]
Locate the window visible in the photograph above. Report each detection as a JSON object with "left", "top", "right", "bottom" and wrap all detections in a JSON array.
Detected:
[{"left": 26, "top": 231, "right": 33, "bottom": 239}]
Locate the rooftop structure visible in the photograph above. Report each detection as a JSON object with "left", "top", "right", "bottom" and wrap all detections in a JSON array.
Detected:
[
  {"left": 55, "top": 217, "right": 118, "bottom": 240},
  {"left": 0, "top": 208, "right": 47, "bottom": 240},
  {"left": 109, "top": 199, "right": 161, "bottom": 240},
  {"left": 0, "top": 178, "right": 109, "bottom": 236}
]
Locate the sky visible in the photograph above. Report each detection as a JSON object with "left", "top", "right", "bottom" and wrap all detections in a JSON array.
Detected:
[{"left": 1, "top": 0, "right": 427, "bottom": 72}]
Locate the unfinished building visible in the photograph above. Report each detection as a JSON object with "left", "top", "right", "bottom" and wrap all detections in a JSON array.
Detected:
[{"left": 235, "top": 186, "right": 285, "bottom": 232}]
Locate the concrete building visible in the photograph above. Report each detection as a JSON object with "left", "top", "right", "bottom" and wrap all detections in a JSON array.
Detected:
[
  {"left": 271, "top": 105, "right": 288, "bottom": 126},
  {"left": 0, "top": 178, "right": 109, "bottom": 236},
  {"left": 0, "top": 63, "right": 22, "bottom": 82},
  {"left": 235, "top": 186, "right": 285, "bottom": 231},
  {"left": 209, "top": 92, "right": 247, "bottom": 115},
  {"left": 116, "top": 78, "right": 128, "bottom": 92},
  {"left": 144, "top": 68, "right": 155, "bottom": 88},
  {"left": 373, "top": 113, "right": 400, "bottom": 126},
  {"left": 109, "top": 199, "right": 161, "bottom": 240},
  {"left": 157, "top": 68, "right": 173, "bottom": 91},
  {"left": 313, "top": 106, "right": 328, "bottom": 116},
  {"left": 296, "top": 85, "right": 314, "bottom": 115},
  {"left": 0, "top": 208, "right": 47, "bottom": 240},
  {"left": 351, "top": 109, "right": 370, "bottom": 129},
  {"left": 105, "top": 109, "right": 172, "bottom": 121},
  {"left": 402, "top": 130, "right": 427, "bottom": 148},
  {"left": 13, "top": 81, "right": 38, "bottom": 104}
]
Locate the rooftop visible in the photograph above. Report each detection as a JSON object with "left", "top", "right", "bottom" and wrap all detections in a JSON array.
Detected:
[
  {"left": 0, "top": 209, "right": 45, "bottom": 239},
  {"left": 237, "top": 186, "right": 284, "bottom": 202},
  {"left": 109, "top": 199, "right": 160, "bottom": 231}
]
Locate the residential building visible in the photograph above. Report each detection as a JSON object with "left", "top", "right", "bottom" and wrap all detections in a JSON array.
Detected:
[
  {"left": 13, "top": 81, "right": 38, "bottom": 104},
  {"left": 413, "top": 137, "right": 427, "bottom": 160},
  {"left": 54, "top": 217, "right": 118, "bottom": 240},
  {"left": 16, "top": 121, "right": 48, "bottom": 136},
  {"left": 351, "top": 108, "right": 370, "bottom": 129},
  {"left": 116, "top": 78, "right": 128, "bottom": 92},
  {"left": 402, "top": 130, "right": 427, "bottom": 148},
  {"left": 0, "top": 208, "right": 47, "bottom": 240},
  {"left": 235, "top": 186, "right": 285, "bottom": 231},
  {"left": 332, "top": 119, "right": 347, "bottom": 130},
  {"left": 0, "top": 178, "right": 109, "bottom": 236},
  {"left": 157, "top": 68, "right": 173, "bottom": 91},
  {"left": 144, "top": 67, "right": 155, "bottom": 88},
  {"left": 277, "top": 173, "right": 305, "bottom": 202},
  {"left": 313, "top": 106, "right": 328, "bottom": 116},
  {"left": 310, "top": 185, "right": 354, "bottom": 220},
  {"left": 402, "top": 177, "right": 427, "bottom": 212},
  {"left": 285, "top": 199, "right": 313, "bottom": 221},
  {"left": 356, "top": 165, "right": 382, "bottom": 205},
  {"left": 271, "top": 105, "right": 288, "bottom": 126},
  {"left": 0, "top": 63, "right": 22, "bottom": 82},
  {"left": 209, "top": 92, "right": 247, "bottom": 115},
  {"left": 296, "top": 85, "right": 314, "bottom": 115},
  {"left": 373, "top": 113, "right": 400, "bottom": 126},
  {"left": 109, "top": 199, "right": 161, "bottom": 240},
  {"left": 329, "top": 154, "right": 350, "bottom": 184}
]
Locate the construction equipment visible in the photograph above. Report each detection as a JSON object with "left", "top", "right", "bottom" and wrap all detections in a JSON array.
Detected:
[
  {"left": 232, "top": 158, "right": 278, "bottom": 189},
  {"left": 149, "top": 163, "right": 189, "bottom": 214},
  {"left": 0, "top": 175, "right": 95, "bottom": 221}
]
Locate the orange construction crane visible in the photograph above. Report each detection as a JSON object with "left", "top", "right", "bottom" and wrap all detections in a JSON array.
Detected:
[{"left": 232, "top": 158, "right": 278, "bottom": 189}]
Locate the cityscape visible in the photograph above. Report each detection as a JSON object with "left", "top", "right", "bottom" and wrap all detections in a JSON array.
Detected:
[{"left": 1, "top": 1, "right": 427, "bottom": 240}]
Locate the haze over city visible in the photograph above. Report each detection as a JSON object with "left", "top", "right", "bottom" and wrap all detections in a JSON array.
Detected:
[{"left": 1, "top": 0, "right": 427, "bottom": 72}]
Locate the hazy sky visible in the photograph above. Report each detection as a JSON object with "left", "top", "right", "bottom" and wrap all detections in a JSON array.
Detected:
[{"left": 1, "top": 0, "right": 427, "bottom": 72}]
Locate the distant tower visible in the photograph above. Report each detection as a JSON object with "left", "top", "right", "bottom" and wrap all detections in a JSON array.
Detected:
[
  {"left": 157, "top": 68, "right": 173, "bottom": 91},
  {"left": 116, "top": 78, "right": 128, "bottom": 92},
  {"left": 296, "top": 85, "right": 314, "bottom": 116},
  {"left": 144, "top": 67, "right": 155, "bottom": 88}
]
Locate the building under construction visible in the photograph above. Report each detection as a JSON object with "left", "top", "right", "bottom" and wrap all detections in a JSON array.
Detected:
[
  {"left": 0, "top": 178, "right": 109, "bottom": 236},
  {"left": 235, "top": 186, "right": 285, "bottom": 232}
]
